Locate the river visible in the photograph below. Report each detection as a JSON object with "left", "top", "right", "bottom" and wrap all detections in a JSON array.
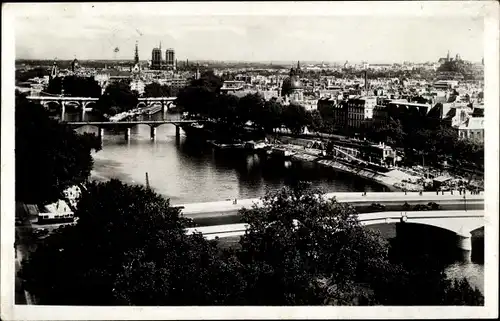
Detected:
[{"left": 67, "top": 109, "right": 484, "bottom": 296}]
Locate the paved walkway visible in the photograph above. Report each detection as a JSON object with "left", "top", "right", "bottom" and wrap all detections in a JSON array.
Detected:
[{"left": 178, "top": 191, "right": 484, "bottom": 215}]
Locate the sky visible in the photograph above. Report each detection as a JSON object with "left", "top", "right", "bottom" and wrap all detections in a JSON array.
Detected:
[{"left": 13, "top": 3, "right": 485, "bottom": 64}]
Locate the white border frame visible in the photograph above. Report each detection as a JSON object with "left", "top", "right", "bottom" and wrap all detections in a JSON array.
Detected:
[{"left": 2, "top": 2, "right": 498, "bottom": 319}]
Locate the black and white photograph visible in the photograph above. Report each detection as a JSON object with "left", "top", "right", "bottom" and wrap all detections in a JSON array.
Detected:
[{"left": 1, "top": 1, "right": 498, "bottom": 320}]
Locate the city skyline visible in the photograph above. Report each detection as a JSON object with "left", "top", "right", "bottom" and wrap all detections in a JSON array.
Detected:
[{"left": 14, "top": 6, "right": 484, "bottom": 64}]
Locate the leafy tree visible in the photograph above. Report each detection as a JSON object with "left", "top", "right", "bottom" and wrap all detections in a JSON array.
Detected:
[
  {"left": 261, "top": 99, "right": 284, "bottom": 134},
  {"left": 306, "top": 110, "right": 323, "bottom": 133},
  {"left": 15, "top": 92, "right": 101, "bottom": 204},
  {"left": 282, "top": 103, "right": 309, "bottom": 135},
  {"left": 96, "top": 80, "right": 138, "bottom": 115},
  {"left": 238, "top": 182, "right": 393, "bottom": 305},
  {"left": 46, "top": 76, "right": 101, "bottom": 98},
  {"left": 19, "top": 180, "right": 248, "bottom": 305},
  {"left": 144, "top": 83, "right": 172, "bottom": 98},
  {"left": 239, "top": 92, "right": 265, "bottom": 128},
  {"left": 16, "top": 67, "right": 49, "bottom": 83},
  {"left": 175, "top": 72, "right": 222, "bottom": 118},
  {"left": 238, "top": 182, "right": 484, "bottom": 305}
]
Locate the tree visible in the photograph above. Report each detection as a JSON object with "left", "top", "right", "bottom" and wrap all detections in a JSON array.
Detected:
[
  {"left": 96, "top": 80, "right": 138, "bottom": 115},
  {"left": 282, "top": 103, "right": 309, "bottom": 135},
  {"left": 239, "top": 92, "right": 265, "bottom": 129},
  {"left": 46, "top": 76, "right": 101, "bottom": 98},
  {"left": 237, "top": 182, "right": 484, "bottom": 305},
  {"left": 306, "top": 110, "right": 323, "bottom": 133},
  {"left": 261, "top": 99, "right": 284, "bottom": 134},
  {"left": 15, "top": 93, "right": 102, "bottom": 204},
  {"left": 144, "top": 83, "right": 172, "bottom": 98},
  {"left": 19, "top": 180, "right": 248, "bottom": 305},
  {"left": 175, "top": 72, "right": 223, "bottom": 118},
  {"left": 238, "top": 182, "right": 394, "bottom": 305}
]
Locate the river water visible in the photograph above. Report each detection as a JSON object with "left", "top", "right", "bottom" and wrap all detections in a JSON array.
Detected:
[{"left": 67, "top": 110, "right": 484, "bottom": 296}]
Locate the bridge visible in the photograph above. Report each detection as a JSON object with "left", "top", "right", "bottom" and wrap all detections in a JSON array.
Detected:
[
  {"left": 137, "top": 97, "right": 177, "bottom": 112},
  {"left": 185, "top": 209, "right": 485, "bottom": 262},
  {"left": 178, "top": 191, "right": 484, "bottom": 216},
  {"left": 26, "top": 96, "right": 177, "bottom": 120},
  {"left": 26, "top": 96, "right": 99, "bottom": 120},
  {"left": 63, "top": 120, "right": 203, "bottom": 140}
]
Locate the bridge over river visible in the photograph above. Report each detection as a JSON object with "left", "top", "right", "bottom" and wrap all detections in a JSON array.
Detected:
[
  {"left": 186, "top": 209, "right": 485, "bottom": 263},
  {"left": 63, "top": 120, "right": 203, "bottom": 140}
]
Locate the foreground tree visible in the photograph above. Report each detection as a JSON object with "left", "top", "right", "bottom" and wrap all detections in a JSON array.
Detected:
[
  {"left": 19, "top": 180, "right": 248, "bottom": 305},
  {"left": 19, "top": 179, "right": 484, "bottom": 306},
  {"left": 238, "top": 182, "right": 395, "bottom": 305},
  {"left": 15, "top": 92, "right": 101, "bottom": 204},
  {"left": 238, "top": 182, "right": 484, "bottom": 305}
]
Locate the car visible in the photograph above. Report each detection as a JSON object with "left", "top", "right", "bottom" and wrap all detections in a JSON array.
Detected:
[
  {"left": 427, "top": 202, "right": 440, "bottom": 211},
  {"left": 369, "top": 203, "right": 386, "bottom": 212},
  {"left": 413, "top": 204, "right": 430, "bottom": 211},
  {"left": 402, "top": 202, "right": 412, "bottom": 211}
]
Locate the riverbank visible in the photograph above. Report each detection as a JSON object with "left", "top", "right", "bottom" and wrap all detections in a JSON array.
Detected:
[{"left": 182, "top": 124, "right": 421, "bottom": 191}]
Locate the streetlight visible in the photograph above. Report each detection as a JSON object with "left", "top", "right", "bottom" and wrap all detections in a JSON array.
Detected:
[{"left": 463, "top": 188, "right": 467, "bottom": 212}]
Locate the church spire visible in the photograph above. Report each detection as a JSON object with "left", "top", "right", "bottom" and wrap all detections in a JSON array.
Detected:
[
  {"left": 297, "top": 60, "right": 301, "bottom": 71},
  {"left": 134, "top": 41, "right": 139, "bottom": 65}
]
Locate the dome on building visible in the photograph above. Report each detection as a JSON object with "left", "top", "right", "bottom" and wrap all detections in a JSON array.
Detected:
[
  {"left": 281, "top": 75, "right": 303, "bottom": 96},
  {"left": 289, "top": 75, "right": 303, "bottom": 90}
]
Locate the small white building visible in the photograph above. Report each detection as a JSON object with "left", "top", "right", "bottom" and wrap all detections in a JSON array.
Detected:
[{"left": 456, "top": 117, "right": 484, "bottom": 142}]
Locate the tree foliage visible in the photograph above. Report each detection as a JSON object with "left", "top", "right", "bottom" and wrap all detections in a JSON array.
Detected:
[
  {"left": 282, "top": 103, "right": 309, "bottom": 135},
  {"left": 143, "top": 82, "right": 172, "bottom": 98},
  {"left": 20, "top": 180, "right": 484, "bottom": 306},
  {"left": 46, "top": 75, "right": 101, "bottom": 98},
  {"left": 96, "top": 80, "right": 138, "bottom": 115},
  {"left": 15, "top": 92, "right": 101, "bottom": 204},
  {"left": 19, "top": 179, "right": 248, "bottom": 305}
]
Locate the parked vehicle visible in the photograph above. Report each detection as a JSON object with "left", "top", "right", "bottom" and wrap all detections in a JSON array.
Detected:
[
  {"left": 413, "top": 204, "right": 430, "bottom": 211},
  {"left": 369, "top": 203, "right": 386, "bottom": 212},
  {"left": 427, "top": 202, "right": 441, "bottom": 211}
]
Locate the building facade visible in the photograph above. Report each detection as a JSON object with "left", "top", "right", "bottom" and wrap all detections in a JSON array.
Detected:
[
  {"left": 165, "top": 49, "right": 175, "bottom": 69},
  {"left": 456, "top": 117, "right": 484, "bottom": 142},
  {"left": 347, "top": 96, "right": 377, "bottom": 128},
  {"left": 151, "top": 47, "right": 162, "bottom": 70}
]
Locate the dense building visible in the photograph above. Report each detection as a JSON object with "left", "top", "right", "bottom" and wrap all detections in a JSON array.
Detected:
[
  {"left": 346, "top": 96, "right": 377, "bottom": 128},
  {"left": 317, "top": 96, "right": 347, "bottom": 130},
  {"left": 130, "top": 79, "right": 146, "bottom": 95}
]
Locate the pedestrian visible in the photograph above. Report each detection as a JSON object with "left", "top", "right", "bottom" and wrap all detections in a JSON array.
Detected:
[
  {"left": 234, "top": 198, "right": 238, "bottom": 205},
  {"left": 459, "top": 189, "right": 462, "bottom": 195},
  {"left": 451, "top": 190, "right": 453, "bottom": 195}
]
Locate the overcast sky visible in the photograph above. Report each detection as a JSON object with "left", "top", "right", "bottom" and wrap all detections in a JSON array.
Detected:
[{"left": 13, "top": 3, "right": 484, "bottom": 63}]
